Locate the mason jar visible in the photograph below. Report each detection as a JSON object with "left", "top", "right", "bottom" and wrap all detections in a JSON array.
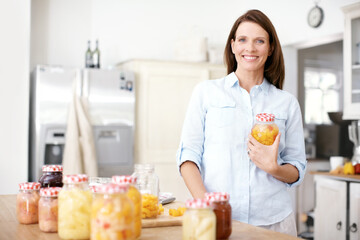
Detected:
[
  {"left": 39, "top": 187, "right": 61, "bottom": 232},
  {"left": 58, "top": 174, "right": 92, "bottom": 239},
  {"left": 112, "top": 175, "right": 142, "bottom": 238},
  {"left": 16, "top": 182, "right": 40, "bottom": 224},
  {"left": 38, "top": 165, "right": 63, "bottom": 188},
  {"left": 205, "top": 192, "right": 232, "bottom": 240},
  {"left": 251, "top": 113, "right": 279, "bottom": 145},
  {"left": 91, "top": 183, "right": 135, "bottom": 240},
  {"left": 183, "top": 199, "right": 216, "bottom": 240},
  {"left": 131, "top": 164, "right": 159, "bottom": 219}
]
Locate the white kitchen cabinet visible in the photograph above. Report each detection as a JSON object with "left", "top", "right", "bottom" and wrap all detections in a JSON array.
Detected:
[
  {"left": 349, "top": 183, "right": 360, "bottom": 240},
  {"left": 314, "top": 176, "right": 360, "bottom": 240},
  {"left": 118, "top": 59, "right": 226, "bottom": 201},
  {"left": 343, "top": 2, "right": 360, "bottom": 119}
]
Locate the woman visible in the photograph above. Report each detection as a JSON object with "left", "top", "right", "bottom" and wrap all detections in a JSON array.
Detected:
[{"left": 176, "top": 9, "right": 306, "bottom": 236}]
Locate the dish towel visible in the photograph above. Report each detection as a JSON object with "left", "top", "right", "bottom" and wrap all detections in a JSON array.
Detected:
[{"left": 62, "top": 79, "right": 98, "bottom": 177}]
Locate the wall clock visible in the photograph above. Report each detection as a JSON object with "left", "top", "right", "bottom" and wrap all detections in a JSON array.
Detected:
[{"left": 308, "top": 5, "right": 324, "bottom": 28}]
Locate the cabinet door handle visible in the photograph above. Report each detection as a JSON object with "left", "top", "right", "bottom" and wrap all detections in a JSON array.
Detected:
[
  {"left": 336, "top": 221, "right": 342, "bottom": 230},
  {"left": 349, "top": 223, "right": 358, "bottom": 233}
]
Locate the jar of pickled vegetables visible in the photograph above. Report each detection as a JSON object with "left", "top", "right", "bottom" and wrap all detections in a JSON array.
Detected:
[
  {"left": 132, "top": 164, "right": 159, "bottom": 219},
  {"left": 205, "top": 192, "right": 232, "bottom": 240},
  {"left": 91, "top": 183, "right": 135, "bottom": 240},
  {"left": 58, "top": 174, "right": 92, "bottom": 240},
  {"left": 183, "top": 199, "right": 216, "bottom": 240},
  {"left": 16, "top": 182, "right": 40, "bottom": 224},
  {"left": 112, "top": 175, "right": 142, "bottom": 238},
  {"left": 38, "top": 165, "right": 63, "bottom": 188},
  {"left": 251, "top": 113, "right": 279, "bottom": 145},
  {"left": 39, "top": 187, "right": 61, "bottom": 233}
]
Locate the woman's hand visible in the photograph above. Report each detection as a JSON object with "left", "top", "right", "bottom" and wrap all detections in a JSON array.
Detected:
[{"left": 247, "top": 133, "right": 281, "bottom": 175}]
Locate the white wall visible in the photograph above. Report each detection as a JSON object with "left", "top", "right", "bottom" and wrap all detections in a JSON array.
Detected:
[
  {"left": 0, "top": 0, "right": 30, "bottom": 194},
  {"left": 31, "top": 0, "right": 360, "bottom": 69}
]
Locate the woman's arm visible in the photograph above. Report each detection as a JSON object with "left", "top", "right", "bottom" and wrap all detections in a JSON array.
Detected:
[{"left": 180, "top": 161, "right": 207, "bottom": 199}]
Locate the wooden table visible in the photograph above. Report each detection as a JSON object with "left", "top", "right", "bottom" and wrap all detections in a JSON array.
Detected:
[{"left": 0, "top": 195, "right": 300, "bottom": 240}]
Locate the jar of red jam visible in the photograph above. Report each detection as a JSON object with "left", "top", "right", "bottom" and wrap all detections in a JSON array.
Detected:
[
  {"left": 205, "top": 192, "right": 232, "bottom": 240},
  {"left": 38, "top": 165, "right": 63, "bottom": 188},
  {"left": 16, "top": 182, "right": 40, "bottom": 224},
  {"left": 251, "top": 113, "right": 279, "bottom": 145},
  {"left": 39, "top": 187, "right": 61, "bottom": 233}
]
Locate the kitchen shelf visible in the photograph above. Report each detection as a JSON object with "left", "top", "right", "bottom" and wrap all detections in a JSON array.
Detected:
[{"left": 310, "top": 171, "right": 360, "bottom": 182}]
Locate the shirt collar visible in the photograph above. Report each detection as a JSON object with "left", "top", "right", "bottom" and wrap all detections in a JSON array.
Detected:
[{"left": 225, "top": 72, "right": 271, "bottom": 95}]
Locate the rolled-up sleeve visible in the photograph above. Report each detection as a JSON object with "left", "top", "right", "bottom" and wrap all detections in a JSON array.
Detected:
[
  {"left": 279, "top": 96, "right": 307, "bottom": 187},
  {"left": 176, "top": 82, "right": 207, "bottom": 175}
]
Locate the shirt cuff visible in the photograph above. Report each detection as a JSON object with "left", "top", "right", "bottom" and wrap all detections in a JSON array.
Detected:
[
  {"left": 176, "top": 143, "right": 202, "bottom": 175},
  {"left": 279, "top": 158, "right": 307, "bottom": 188}
]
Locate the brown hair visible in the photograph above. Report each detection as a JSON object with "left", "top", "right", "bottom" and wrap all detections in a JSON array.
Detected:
[{"left": 224, "top": 9, "right": 284, "bottom": 89}]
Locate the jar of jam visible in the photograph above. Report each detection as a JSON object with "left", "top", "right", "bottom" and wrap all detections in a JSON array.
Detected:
[
  {"left": 38, "top": 165, "right": 63, "bottom": 188},
  {"left": 58, "top": 174, "right": 92, "bottom": 240},
  {"left": 132, "top": 164, "right": 159, "bottom": 219},
  {"left": 112, "top": 175, "right": 142, "bottom": 238},
  {"left": 205, "top": 192, "right": 232, "bottom": 240},
  {"left": 251, "top": 113, "right": 279, "bottom": 145},
  {"left": 183, "top": 199, "right": 216, "bottom": 240},
  {"left": 39, "top": 187, "right": 61, "bottom": 233},
  {"left": 16, "top": 182, "right": 40, "bottom": 224},
  {"left": 91, "top": 183, "right": 135, "bottom": 240}
]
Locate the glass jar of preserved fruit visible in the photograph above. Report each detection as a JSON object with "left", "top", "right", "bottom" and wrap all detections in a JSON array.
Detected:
[
  {"left": 58, "top": 174, "right": 92, "bottom": 240},
  {"left": 38, "top": 165, "right": 63, "bottom": 188},
  {"left": 251, "top": 113, "right": 279, "bottom": 145},
  {"left": 112, "top": 175, "right": 142, "bottom": 238},
  {"left": 183, "top": 199, "right": 216, "bottom": 240},
  {"left": 39, "top": 187, "right": 61, "bottom": 233},
  {"left": 16, "top": 182, "right": 40, "bottom": 224},
  {"left": 91, "top": 183, "right": 135, "bottom": 240},
  {"left": 205, "top": 192, "right": 232, "bottom": 240}
]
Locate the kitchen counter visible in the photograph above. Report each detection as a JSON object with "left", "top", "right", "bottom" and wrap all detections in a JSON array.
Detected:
[
  {"left": 310, "top": 171, "right": 360, "bottom": 182},
  {"left": 0, "top": 194, "right": 300, "bottom": 240}
]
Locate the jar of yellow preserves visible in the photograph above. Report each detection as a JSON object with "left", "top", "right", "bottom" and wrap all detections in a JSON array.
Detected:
[
  {"left": 58, "top": 174, "right": 92, "bottom": 240},
  {"left": 112, "top": 175, "right": 142, "bottom": 238},
  {"left": 91, "top": 183, "right": 135, "bottom": 240},
  {"left": 183, "top": 199, "right": 216, "bottom": 240},
  {"left": 251, "top": 113, "right": 279, "bottom": 145}
]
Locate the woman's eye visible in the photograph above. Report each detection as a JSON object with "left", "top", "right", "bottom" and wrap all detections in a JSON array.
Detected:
[
  {"left": 256, "top": 39, "right": 265, "bottom": 44},
  {"left": 238, "top": 38, "right": 246, "bottom": 42}
]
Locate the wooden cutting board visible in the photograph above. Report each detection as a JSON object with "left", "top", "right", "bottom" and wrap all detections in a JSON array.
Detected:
[{"left": 142, "top": 201, "right": 185, "bottom": 228}]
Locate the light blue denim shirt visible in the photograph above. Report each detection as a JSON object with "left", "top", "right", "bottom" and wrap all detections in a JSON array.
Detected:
[{"left": 176, "top": 72, "right": 307, "bottom": 226}]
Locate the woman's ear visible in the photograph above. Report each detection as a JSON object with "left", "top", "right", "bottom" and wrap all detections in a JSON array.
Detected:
[{"left": 231, "top": 39, "right": 235, "bottom": 54}]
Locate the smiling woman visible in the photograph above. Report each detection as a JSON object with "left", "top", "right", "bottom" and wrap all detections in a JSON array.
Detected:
[{"left": 177, "top": 9, "right": 306, "bottom": 238}]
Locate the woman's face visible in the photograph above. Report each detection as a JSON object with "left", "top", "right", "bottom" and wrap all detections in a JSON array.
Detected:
[{"left": 231, "top": 21, "right": 271, "bottom": 73}]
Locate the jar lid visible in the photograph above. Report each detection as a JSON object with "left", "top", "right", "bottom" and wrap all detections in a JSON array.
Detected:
[
  {"left": 40, "top": 187, "right": 61, "bottom": 197},
  {"left": 63, "top": 174, "right": 88, "bottom": 184},
  {"left": 186, "top": 199, "right": 211, "bottom": 208},
  {"left": 204, "top": 192, "right": 230, "bottom": 202},
  {"left": 19, "top": 182, "right": 41, "bottom": 190},
  {"left": 112, "top": 175, "right": 137, "bottom": 184},
  {"left": 42, "top": 165, "right": 63, "bottom": 172},
  {"left": 93, "top": 183, "right": 129, "bottom": 194},
  {"left": 256, "top": 113, "right": 275, "bottom": 122}
]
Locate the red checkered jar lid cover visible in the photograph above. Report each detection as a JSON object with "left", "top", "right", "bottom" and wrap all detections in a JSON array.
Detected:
[
  {"left": 255, "top": 113, "right": 275, "bottom": 122},
  {"left": 40, "top": 187, "right": 61, "bottom": 197},
  {"left": 204, "top": 192, "right": 230, "bottom": 202},
  {"left": 19, "top": 182, "right": 41, "bottom": 190},
  {"left": 112, "top": 175, "right": 137, "bottom": 184},
  {"left": 186, "top": 199, "right": 211, "bottom": 208},
  {"left": 42, "top": 165, "right": 63, "bottom": 172},
  {"left": 63, "top": 174, "right": 88, "bottom": 184}
]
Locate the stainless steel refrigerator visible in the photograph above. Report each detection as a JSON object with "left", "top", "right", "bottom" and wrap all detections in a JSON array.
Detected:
[{"left": 29, "top": 65, "right": 135, "bottom": 181}]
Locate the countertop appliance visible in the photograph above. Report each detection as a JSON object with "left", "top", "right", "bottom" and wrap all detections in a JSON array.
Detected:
[
  {"left": 29, "top": 65, "right": 135, "bottom": 181},
  {"left": 349, "top": 120, "right": 360, "bottom": 164}
]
